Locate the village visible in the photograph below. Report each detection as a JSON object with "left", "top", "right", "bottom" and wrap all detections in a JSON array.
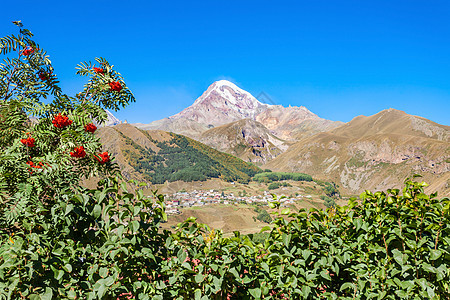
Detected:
[{"left": 163, "top": 189, "right": 314, "bottom": 215}]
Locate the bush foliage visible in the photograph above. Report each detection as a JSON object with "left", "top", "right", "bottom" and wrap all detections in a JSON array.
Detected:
[
  {"left": 267, "top": 182, "right": 292, "bottom": 190},
  {"left": 1, "top": 23, "right": 449, "bottom": 299},
  {"left": 253, "top": 172, "right": 313, "bottom": 183}
]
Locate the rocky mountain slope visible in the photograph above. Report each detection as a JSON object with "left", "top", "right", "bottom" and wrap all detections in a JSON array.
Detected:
[
  {"left": 199, "top": 119, "right": 290, "bottom": 165},
  {"left": 96, "top": 124, "right": 261, "bottom": 184},
  {"left": 264, "top": 109, "right": 450, "bottom": 196},
  {"left": 255, "top": 105, "right": 344, "bottom": 140}
]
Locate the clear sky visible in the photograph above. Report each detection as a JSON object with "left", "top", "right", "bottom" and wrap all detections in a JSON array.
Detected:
[{"left": 2, "top": 0, "right": 449, "bottom": 125}]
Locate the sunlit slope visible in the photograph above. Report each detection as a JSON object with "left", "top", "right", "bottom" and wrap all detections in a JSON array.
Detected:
[
  {"left": 96, "top": 124, "right": 261, "bottom": 184},
  {"left": 265, "top": 109, "right": 450, "bottom": 196}
]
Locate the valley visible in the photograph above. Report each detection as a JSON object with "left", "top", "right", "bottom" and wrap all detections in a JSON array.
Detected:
[{"left": 157, "top": 178, "right": 344, "bottom": 234}]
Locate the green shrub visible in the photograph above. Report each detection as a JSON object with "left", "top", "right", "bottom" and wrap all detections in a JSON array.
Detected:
[
  {"left": 320, "top": 195, "right": 336, "bottom": 208},
  {"left": 250, "top": 232, "right": 270, "bottom": 244},
  {"left": 254, "top": 206, "right": 272, "bottom": 223},
  {"left": 253, "top": 171, "right": 313, "bottom": 183},
  {"left": 268, "top": 182, "right": 291, "bottom": 190},
  {"left": 268, "top": 182, "right": 281, "bottom": 190}
]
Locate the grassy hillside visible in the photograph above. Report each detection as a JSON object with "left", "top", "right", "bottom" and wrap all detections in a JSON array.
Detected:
[
  {"left": 265, "top": 109, "right": 450, "bottom": 196},
  {"left": 96, "top": 124, "right": 261, "bottom": 184}
]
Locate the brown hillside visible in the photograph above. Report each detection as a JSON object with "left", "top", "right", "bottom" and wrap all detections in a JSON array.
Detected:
[
  {"left": 265, "top": 109, "right": 450, "bottom": 196},
  {"left": 95, "top": 124, "right": 171, "bottom": 182},
  {"left": 199, "top": 119, "right": 290, "bottom": 165},
  {"left": 134, "top": 118, "right": 209, "bottom": 139},
  {"left": 255, "top": 105, "right": 344, "bottom": 140},
  {"left": 95, "top": 124, "right": 261, "bottom": 184}
]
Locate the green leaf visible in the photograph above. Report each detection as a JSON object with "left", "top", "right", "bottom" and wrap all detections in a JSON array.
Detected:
[
  {"left": 261, "top": 262, "right": 270, "bottom": 273},
  {"left": 93, "top": 204, "right": 101, "bottom": 219},
  {"left": 249, "top": 287, "right": 261, "bottom": 299},
  {"left": 169, "top": 275, "right": 178, "bottom": 285},
  {"left": 340, "top": 282, "right": 354, "bottom": 291},
  {"left": 320, "top": 270, "right": 332, "bottom": 281},
  {"left": 130, "top": 220, "right": 140, "bottom": 233},
  {"left": 177, "top": 249, "right": 187, "bottom": 263},
  {"left": 427, "top": 286, "right": 435, "bottom": 298},
  {"left": 302, "top": 286, "right": 311, "bottom": 298},
  {"left": 430, "top": 249, "right": 442, "bottom": 261},
  {"left": 392, "top": 249, "right": 404, "bottom": 265},
  {"left": 65, "top": 203, "right": 73, "bottom": 216},
  {"left": 63, "top": 264, "right": 72, "bottom": 273},
  {"left": 194, "top": 289, "right": 202, "bottom": 300},
  {"left": 67, "top": 289, "right": 77, "bottom": 299},
  {"left": 55, "top": 269, "right": 64, "bottom": 281},
  {"left": 99, "top": 267, "right": 108, "bottom": 278},
  {"left": 281, "top": 208, "right": 290, "bottom": 215},
  {"left": 396, "top": 290, "right": 408, "bottom": 298},
  {"left": 39, "top": 288, "right": 53, "bottom": 300},
  {"left": 302, "top": 249, "right": 311, "bottom": 261},
  {"left": 194, "top": 273, "right": 204, "bottom": 283},
  {"left": 104, "top": 276, "right": 115, "bottom": 287},
  {"left": 260, "top": 226, "right": 271, "bottom": 232},
  {"left": 97, "top": 282, "right": 106, "bottom": 299},
  {"left": 282, "top": 233, "right": 291, "bottom": 247}
]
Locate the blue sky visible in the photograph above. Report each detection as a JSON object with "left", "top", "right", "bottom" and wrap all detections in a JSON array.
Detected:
[{"left": 2, "top": 0, "right": 449, "bottom": 125}]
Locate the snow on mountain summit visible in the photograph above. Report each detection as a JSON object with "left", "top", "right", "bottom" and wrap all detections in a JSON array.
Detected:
[
  {"left": 194, "top": 80, "right": 266, "bottom": 107},
  {"left": 171, "top": 80, "right": 268, "bottom": 126}
]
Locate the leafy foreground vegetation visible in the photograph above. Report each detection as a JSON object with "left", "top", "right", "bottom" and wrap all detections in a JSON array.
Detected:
[{"left": 1, "top": 23, "right": 450, "bottom": 299}]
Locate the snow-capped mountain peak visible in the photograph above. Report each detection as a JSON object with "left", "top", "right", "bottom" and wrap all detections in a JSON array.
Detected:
[
  {"left": 194, "top": 80, "right": 266, "bottom": 107},
  {"left": 172, "top": 80, "right": 268, "bottom": 126}
]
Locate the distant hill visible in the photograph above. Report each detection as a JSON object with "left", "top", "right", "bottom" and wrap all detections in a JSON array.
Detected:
[
  {"left": 96, "top": 124, "right": 261, "bottom": 184},
  {"left": 133, "top": 118, "right": 209, "bottom": 139},
  {"left": 265, "top": 109, "right": 450, "bottom": 196},
  {"left": 199, "top": 119, "right": 290, "bottom": 165},
  {"left": 255, "top": 105, "right": 344, "bottom": 140}
]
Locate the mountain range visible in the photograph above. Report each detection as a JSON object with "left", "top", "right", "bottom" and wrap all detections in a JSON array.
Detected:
[
  {"left": 135, "top": 80, "right": 342, "bottom": 141},
  {"left": 100, "top": 80, "right": 449, "bottom": 196}
]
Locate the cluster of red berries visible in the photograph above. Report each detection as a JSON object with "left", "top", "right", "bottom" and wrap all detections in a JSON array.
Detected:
[
  {"left": 26, "top": 161, "right": 51, "bottom": 174},
  {"left": 20, "top": 137, "right": 35, "bottom": 147},
  {"left": 26, "top": 161, "right": 45, "bottom": 169},
  {"left": 95, "top": 152, "right": 110, "bottom": 164},
  {"left": 52, "top": 113, "right": 73, "bottom": 128},
  {"left": 108, "top": 81, "right": 122, "bottom": 92},
  {"left": 22, "top": 114, "right": 110, "bottom": 170},
  {"left": 92, "top": 66, "right": 124, "bottom": 93},
  {"left": 93, "top": 67, "right": 105, "bottom": 74},
  {"left": 21, "top": 46, "right": 34, "bottom": 56},
  {"left": 84, "top": 123, "right": 97, "bottom": 133},
  {"left": 70, "top": 146, "right": 87, "bottom": 158}
]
